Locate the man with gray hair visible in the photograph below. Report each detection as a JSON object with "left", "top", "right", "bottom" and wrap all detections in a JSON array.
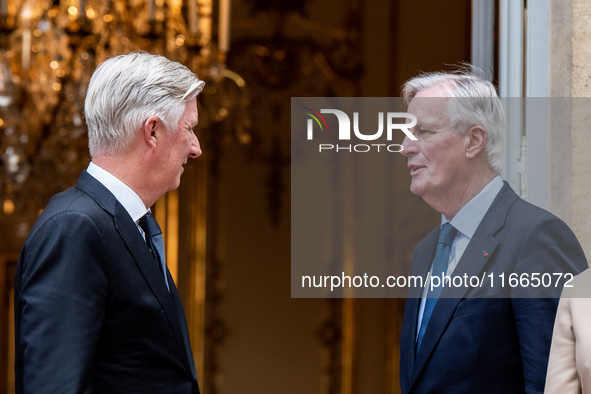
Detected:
[
  {"left": 15, "top": 52, "right": 204, "bottom": 393},
  {"left": 398, "top": 69, "right": 587, "bottom": 393}
]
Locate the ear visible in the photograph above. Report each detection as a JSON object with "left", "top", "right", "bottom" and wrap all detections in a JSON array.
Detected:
[
  {"left": 465, "top": 126, "right": 487, "bottom": 159},
  {"left": 143, "top": 116, "right": 161, "bottom": 148}
]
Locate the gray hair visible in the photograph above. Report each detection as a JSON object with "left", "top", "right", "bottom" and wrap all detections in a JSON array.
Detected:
[
  {"left": 85, "top": 52, "right": 205, "bottom": 156},
  {"left": 402, "top": 69, "right": 505, "bottom": 174}
]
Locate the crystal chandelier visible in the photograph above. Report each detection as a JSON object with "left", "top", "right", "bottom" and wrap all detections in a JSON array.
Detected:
[{"left": 0, "top": 0, "right": 247, "bottom": 250}]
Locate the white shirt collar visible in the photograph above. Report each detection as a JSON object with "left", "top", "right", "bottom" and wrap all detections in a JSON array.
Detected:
[
  {"left": 442, "top": 175, "right": 504, "bottom": 239},
  {"left": 86, "top": 162, "right": 148, "bottom": 223}
]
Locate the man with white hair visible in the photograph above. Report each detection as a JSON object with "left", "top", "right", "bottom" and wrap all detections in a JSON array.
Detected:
[
  {"left": 398, "top": 69, "right": 587, "bottom": 394},
  {"left": 15, "top": 52, "right": 204, "bottom": 393}
]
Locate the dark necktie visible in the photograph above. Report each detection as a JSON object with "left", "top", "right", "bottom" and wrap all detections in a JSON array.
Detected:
[
  {"left": 415, "top": 222, "right": 456, "bottom": 355},
  {"left": 139, "top": 212, "right": 170, "bottom": 292}
]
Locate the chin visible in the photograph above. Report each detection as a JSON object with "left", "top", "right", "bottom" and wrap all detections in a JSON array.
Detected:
[
  {"left": 168, "top": 178, "right": 182, "bottom": 192},
  {"left": 409, "top": 181, "right": 425, "bottom": 197}
]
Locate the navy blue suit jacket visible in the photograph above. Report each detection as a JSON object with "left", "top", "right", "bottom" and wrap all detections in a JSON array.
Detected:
[
  {"left": 399, "top": 182, "right": 587, "bottom": 394},
  {"left": 15, "top": 171, "right": 199, "bottom": 393}
]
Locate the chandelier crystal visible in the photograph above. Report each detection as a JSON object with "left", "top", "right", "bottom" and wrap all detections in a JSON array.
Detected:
[{"left": 0, "top": 0, "right": 247, "bottom": 251}]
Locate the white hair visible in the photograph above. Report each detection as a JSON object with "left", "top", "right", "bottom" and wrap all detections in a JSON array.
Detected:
[
  {"left": 402, "top": 68, "right": 505, "bottom": 174},
  {"left": 85, "top": 52, "right": 205, "bottom": 156}
]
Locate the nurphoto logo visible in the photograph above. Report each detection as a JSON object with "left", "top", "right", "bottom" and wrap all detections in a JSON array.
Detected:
[{"left": 303, "top": 107, "right": 417, "bottom": 153}]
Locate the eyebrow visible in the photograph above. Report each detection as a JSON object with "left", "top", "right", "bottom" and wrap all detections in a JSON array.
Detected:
[
  {"left": 412, "top": 122, "right": 432, "bottom": 131},
  {"left": 412, "top": 120, "right": 447, "bottom": 132}
]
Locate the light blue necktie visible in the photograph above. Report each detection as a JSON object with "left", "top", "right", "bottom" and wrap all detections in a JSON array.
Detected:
[
  {"left": 139, "top": 212, "right": 170, "bottom": 292},
  {"left": 416, "top": 223, "right": 456, "bottom": 355}
]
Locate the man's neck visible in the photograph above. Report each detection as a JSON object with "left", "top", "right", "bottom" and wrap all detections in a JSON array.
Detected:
[
  {"left": 91, "top": 154, "right": 157, "bottom": 208},
  {"left": 427, "top": 172, "right": 497, "bottom": 220}
]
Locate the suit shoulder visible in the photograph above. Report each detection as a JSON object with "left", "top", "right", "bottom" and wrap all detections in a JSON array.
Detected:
[
  {"left": 18, "top": 192, "right": 117, "bottom": 283},
  {"left": 502, "top": 197, "right": 587, "bottom": 277},
  {"left": 25, "top": 187, "right": 112, "bottom": 245},
  {"left": 506, "top": 197, "right": 569, "bottom": 228},
  {"left": 499, "top": 196, "right": 583, "bottom": 257}
]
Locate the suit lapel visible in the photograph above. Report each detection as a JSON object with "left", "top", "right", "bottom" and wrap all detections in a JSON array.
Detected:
[
  {"left": 115, "top": 201, "right": 198, "bottom": 382},
  {"left": 168, "top": 272, "right": 198, "bottom": 380},
  {"left": 400, "top": 229, "right": 438, "bottom": 384},
  {"left": 409, "top": 232, "right": 439, "bottom": 290},
  {"left": 408, "top": 182, "right": 519, "bottom": 388},
  {"left": 410, "top": 233, "right": 500, "bottom": 383},
  {"left": 75, "top": 171, "right": 195, "bottom": 379}
]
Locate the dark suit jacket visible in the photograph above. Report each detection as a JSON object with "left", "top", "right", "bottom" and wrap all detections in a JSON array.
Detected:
[
  {"left": 399, "top": 182, "right": 587, "bottom": 394},
  {"left": 14, "top": 171, "right": 200, "bottom": 393}
]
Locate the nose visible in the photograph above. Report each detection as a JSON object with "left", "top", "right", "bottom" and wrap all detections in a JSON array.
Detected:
[
  {"left": 401, "top": 134, "right": 418, "bottom": 157},
  {"left": 189, "top": 132, "right": 202, "bottom": 158}
]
